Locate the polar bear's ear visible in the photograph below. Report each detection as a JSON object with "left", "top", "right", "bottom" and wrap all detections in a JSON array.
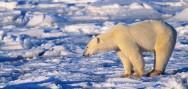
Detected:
[
  {"left": 97, "top": 37, "right": 100, "bottom": 43},
  {"left": 92, "top": 34, "right": 99, "bottom": 38}
]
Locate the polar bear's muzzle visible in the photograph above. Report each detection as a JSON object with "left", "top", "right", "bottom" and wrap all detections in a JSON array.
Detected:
[
  {"left": 83, "top": 50, "right": 93, "bottom": 57},
  {"left": 83, "top": 53, "right": 89, "bottom": 57},
  {"left": 83, "top": 49, "right": 89, "bottom": 57},
  {"left": 83, "top": 51, "right": 88, "bottom": 57}
]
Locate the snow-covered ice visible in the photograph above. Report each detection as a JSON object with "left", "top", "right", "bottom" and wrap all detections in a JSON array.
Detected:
[
  {"left": 0, "top": 0, "right": 188, "bottom": 89},
  {"left": 170, "top": 8, "right": 188, "bottom": 21}
]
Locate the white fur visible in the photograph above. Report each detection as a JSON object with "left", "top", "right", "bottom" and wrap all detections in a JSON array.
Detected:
[{"left": 84, "top": 20, "right": 177, "bottom": 77}]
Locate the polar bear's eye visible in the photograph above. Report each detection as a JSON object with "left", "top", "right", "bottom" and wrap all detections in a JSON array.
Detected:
[{"left": 97, "top": 38, "right": 100, "bottom": 43}]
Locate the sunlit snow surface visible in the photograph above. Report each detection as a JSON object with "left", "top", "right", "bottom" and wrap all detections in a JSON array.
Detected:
[{"left": 0, "top": 0, "right": 188, "bottom": 89}]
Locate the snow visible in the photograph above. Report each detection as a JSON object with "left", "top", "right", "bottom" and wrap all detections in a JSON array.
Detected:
[
  {"left": 63, "top": 24, "right": 101, "bottom": 35},
  {"left": 26, "top": 12, "right": 55, "bottom": 27},
  {"left": 73, "top": 2, "right": 161, "bottom": 21},
  {"left": 165, "top": 76, "right": 187, "bottom": 89},
  {"left": 170, "top": 8, "right": 188, "bottom": 21},
  {"left": 0, "top": 0, "right": 188, "bottom": 89},
  {"left": 0, "top": 1, "right": 17, "bottom": 10},
  {"left": 129, "top": 2, "right": 153, "bottom": 9},
  {"left": 52, "top": 0, "right": 98, "bottom": 3}
]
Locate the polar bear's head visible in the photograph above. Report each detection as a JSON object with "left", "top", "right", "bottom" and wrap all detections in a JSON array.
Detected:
[
  {"left": 83, "top": 35, "right": 116, "bottom": 57},
  {"left": 83, "top": 37, "right": 101, "bottom": 57}
]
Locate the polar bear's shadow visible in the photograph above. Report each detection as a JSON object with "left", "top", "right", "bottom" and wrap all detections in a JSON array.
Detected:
[{"left": 171, "top": 67, "right": 188, "bottom": 75}]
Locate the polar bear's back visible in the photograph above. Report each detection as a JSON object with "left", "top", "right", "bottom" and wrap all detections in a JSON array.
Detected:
[{"left": 128, "top": 20, "right": 177, "bottom": 51}]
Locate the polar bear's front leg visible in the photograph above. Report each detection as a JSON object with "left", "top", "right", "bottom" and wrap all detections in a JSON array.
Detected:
[
  {"left": 127, "top": 50, "right": 145, "bottom": 78},
  {"left": 115, "top": 41, "right": 144, "bottom": 77},
  {"left": 112, "top": 32, "right": 145, "bottom": 77},
  {"left": 117, "top": 51, "right": 133, "bottom": 77}
]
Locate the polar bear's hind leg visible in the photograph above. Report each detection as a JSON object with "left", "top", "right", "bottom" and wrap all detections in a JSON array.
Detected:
[{"left": 149, "top": 34, "right": 176, "bottom": 76}]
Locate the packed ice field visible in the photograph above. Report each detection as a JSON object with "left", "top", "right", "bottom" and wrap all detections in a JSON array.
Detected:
[{"left": 0, "top": 0, "right": 188, "bottom": 89}]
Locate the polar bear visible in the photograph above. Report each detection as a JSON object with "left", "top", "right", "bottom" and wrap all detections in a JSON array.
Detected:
[{"left": 83, "top": 20, "right": 177, "bottom": 78}]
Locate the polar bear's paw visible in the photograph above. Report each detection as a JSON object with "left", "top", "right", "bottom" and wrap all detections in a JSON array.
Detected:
[
  {"left": 120, "top": 70, "right": 135, "bottom": 78},
  {"left": 131, "top": 72, "right": 143, "bottom": 79},
  {"left": 146, "top": 70, "right": 163, "bottom": 77},
  {"left": 120, "top": 73, "right": 131, "bottom": 78},
  {"left": 120, "top": 72, "right": 144, "bottom": 79}
]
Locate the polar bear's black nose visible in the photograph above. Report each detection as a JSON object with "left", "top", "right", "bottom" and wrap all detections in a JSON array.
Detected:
[
  {"left": 83, "top": 52, "right": 90, "bottom": 57},
  {"left": 83, "top": 53, "right": 89, "bottom": 57},
  {"left": 83, "top": 51, "right": 87, "bottom": 57}
]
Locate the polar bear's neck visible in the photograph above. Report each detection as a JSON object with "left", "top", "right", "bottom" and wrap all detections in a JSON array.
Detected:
[{"left": 98, "top": 32, "right": 118, "bottom": 52}]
